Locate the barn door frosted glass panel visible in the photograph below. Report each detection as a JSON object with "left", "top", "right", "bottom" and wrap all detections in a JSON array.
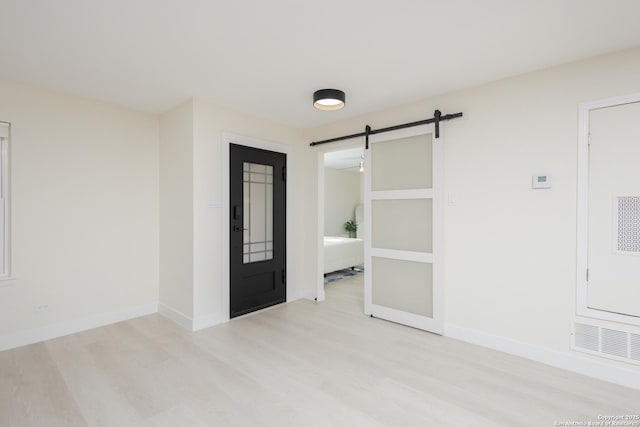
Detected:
[
  {"left": 371, "top": 134, "right": 432, "bottom": 191},
  {"left": 372, "top": 257, "right": 433, "bottom": 317},
  {"left": 371, "top": 199, "right": 432, "bottom": 253},
  {"left": 243, "top": 162, "right": 273, "bottom": 263}
]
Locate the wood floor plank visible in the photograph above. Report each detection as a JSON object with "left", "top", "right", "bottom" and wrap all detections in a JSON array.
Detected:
[
  {"left": 45, "top": 334, "right": 145, "bottom": 427},
  {"left": 1, "top": 271, "right": 639, "bottom": 426},
  {"left": 0, "top": 343, "right": 87, "bottom": 427}
]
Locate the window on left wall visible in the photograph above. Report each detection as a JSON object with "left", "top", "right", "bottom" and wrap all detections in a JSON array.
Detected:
[{"left": 0, "top": 122, "right": 11, "bottom": 280}]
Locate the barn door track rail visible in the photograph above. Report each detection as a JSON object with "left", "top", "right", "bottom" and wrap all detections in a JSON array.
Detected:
[{"left": 309, "top": 109, "right": 463, "bottom": 149}]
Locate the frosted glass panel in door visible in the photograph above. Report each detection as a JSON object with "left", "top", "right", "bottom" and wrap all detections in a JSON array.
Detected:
[
  {"left": 371, "top": 134, "right": 432, "bottom": 191},
  {"left": 372, "top": 257, "right": 433, "bottom": 317},
  {"left": 372, "top": 199, "right": 432, "bottom": 252}
]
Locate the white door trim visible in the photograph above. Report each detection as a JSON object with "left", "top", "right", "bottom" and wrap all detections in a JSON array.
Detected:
[
  {"left": 221, "top": 133, "right": 293, "bottom": 322},
  {"left": 364, "top": 124, "right": 444, "bottom": 335},
  {"left": 577, "top": 92, "right": 640, "bottom": 326}
]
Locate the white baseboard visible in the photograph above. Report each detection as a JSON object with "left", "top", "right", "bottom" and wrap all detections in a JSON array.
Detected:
[
  {"left": 193, "top": 312, "right": 224, "bottom": 331},
  {"left": 286, "top": 289, "right": 302, "bottom": 303},
  {"left": 0, "top": 302, "right": 158, "bottom": 352},
  {"left": 445, "top": 323, "right": 640, "bottom": 390},
  {"left": 316, "top": 290, "right": 326, "bottom": 302},
  {"left": 158, "top": 303, "right": 194, "bottom": 331},
  {"left": 300, "top": 290, "right": 324, "bottom": 302}
]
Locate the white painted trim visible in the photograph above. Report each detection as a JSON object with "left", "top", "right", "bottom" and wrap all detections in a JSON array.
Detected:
[
  {"left": 221, "top": 132, "right": 293, "bottom": 323},
  {"left": 316, "top": 151, "right": 326, "bottom": 302},
  {"left": 370, "top": 248, "right": 432, "bottom": 263},
  {"left": 371, "top": 304, "right": 443, "bottom": 334},
  {"left": 158, "top": 303, "right": 193, "bottom": 331},
  {"left": 579, "top": 92, "right": 640, "bottom": 110},
  {"left": 0, "top": 302, "right": 158, "bottom": 352},
  {"left": 0, "top": 276, "right": 16, "bottom": 287},
  {"left": 0, "top": 135, "right": 11, "bottom": 280},
  {"left": 300, "top": 290, "right": 325, "bottom": 302},
  {"left": 364, "top": 144, "right": 372, "bottom": 315},
  {"left": 364, "top": 124, "right": 444, "bottom": 334},
  {"left": 432, "top": 129, "right": 445, "bottom": 331},
  {"left": 159, "top": 304, "right": 225, "bottom": 331},
  {"left": 370, "top": 189, "right": 433, "bottom": 200},
  {"left": 192, "top": 312, "right": 224, "bottom": 331},
  {"left": 445, "top": 323, "right": 640, "bottom": 391},
  {"left": 577, "top": 93, "right": 640, "bottom": 327}
]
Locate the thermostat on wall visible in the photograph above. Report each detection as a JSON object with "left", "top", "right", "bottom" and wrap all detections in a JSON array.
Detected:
[{"left": 532, "top": 175, "right": 552, "bottom": 189}]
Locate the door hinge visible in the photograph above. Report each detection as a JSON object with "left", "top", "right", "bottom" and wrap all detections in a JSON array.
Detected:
[
  {"left": 586, "top": 268, "right": 589, "bottom": 283},
  {"left": 282, "top": 166, "right": 287, "bottom": 181},
  {"left": 282, "top": 269, "right": 286, "bottom": 284},
  {"left": 588, "top": 133, "right": 591, "bottom": 147}
]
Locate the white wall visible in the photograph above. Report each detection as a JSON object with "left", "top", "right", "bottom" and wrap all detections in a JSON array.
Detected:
[
  {"left": 156, "top": 98, "right": 307, "bottom": 328},
  {"left": 2, "top": 44, "right": 638, "bottom": 387},
  {"left": 0, "top": 80, "right": 159, "bottom": 344},
  {"left": 323, "top": 167, "right": 361, "bottom": 236},
  {"left": 303, "top": 47, "right": 640, "bottom": 382},
  {"left": 159, "top": 101, "right": 194, "bottom": 321}
]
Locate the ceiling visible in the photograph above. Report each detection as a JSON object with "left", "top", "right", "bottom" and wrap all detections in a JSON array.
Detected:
[
  {"left": 324, "top": 147, "right": 364, "bottom": 171},
  {"left": 1, "top": 1, "right": 639, "bottom": 129}
]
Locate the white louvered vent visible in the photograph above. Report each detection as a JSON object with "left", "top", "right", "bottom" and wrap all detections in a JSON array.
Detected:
[
  {"left": 616, "top": 196, "right": 640, "bottom": 253},
  {"left": 575, "top": 323, "right": 599, "bottom": 352},
  {"left": 631, "top": 334, "right": 640, "bottom": 362},
  {"left": 601, "top": 328, "right": 628, "bottom": 358},
  {"left": 573, "top": 322, "right": 640, "bottom": 366}
]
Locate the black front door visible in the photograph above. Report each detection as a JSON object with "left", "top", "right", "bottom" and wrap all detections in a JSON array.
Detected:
[{"left": 230, "top": 144, "right": 286, "bottom": 318}]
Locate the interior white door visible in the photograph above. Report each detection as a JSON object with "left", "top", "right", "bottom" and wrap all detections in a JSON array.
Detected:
[
  {"left": 587, "top": 101, "right": 640, "bottom": 318},
  {"left": 364, "top": 125, "right": 443, "bottom": 334}
]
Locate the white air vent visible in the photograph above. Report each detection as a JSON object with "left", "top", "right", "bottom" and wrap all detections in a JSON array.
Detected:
[
  {"left": 575, "top": 323, "right": 599, "bottom": 352},
  {"left": 631, "top": 334, "right": 640, "bottom": 362},
  {"left": 601, "top": 328, "right": 628, "bottom": 358},
  {"left": 616, "top": 196, "right": 640, "bottom": 253},
  {"left": 572, "top": 322, "right": 640, "bottom": 366}
]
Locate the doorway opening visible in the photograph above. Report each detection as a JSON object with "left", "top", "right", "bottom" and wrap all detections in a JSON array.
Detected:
[{"left": 319, "top": 147, "right": 365, "bottom": 309}]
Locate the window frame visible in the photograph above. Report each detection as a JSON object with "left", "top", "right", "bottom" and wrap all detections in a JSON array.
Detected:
[{"left": 0, "top": 121, "right": 11, "bottom": 282}]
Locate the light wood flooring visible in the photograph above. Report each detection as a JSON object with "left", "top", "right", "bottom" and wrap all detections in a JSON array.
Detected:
[{"left": 2, "top": 273, "right": 639, "bottom": 426}]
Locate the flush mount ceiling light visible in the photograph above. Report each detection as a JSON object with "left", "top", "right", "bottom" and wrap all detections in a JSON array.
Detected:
[{"left": 313, "top": 89, "right": 345, "bottom": 111}]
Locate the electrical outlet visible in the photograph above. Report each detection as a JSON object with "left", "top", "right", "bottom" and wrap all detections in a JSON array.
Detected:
[{"left": 34, "top": 304, "right": 49, "bottom": 313}]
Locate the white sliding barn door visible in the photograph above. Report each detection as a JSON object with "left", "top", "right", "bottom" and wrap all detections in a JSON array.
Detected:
[{"left": 364, "top": 125, "right": 443, "bottom": 334}]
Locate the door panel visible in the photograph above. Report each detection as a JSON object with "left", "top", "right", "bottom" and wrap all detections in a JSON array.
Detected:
[
  {"left": 365, "top": 130, "right": 443, "bottom": 334},
  {"left": 371, "top": 135, "right": 432, "bottom": 190},
  {"left": 588, "top": 101, "right": 640, "bottom": 318},
  {"left": 371, "top": 199, "right": 432, "bottom": 253},
  {"left": 230, "top": 144, "right": 286, "bottom": 318},
  {"left": 372, "top": 257, "right": 433, "bottom": 317}
]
